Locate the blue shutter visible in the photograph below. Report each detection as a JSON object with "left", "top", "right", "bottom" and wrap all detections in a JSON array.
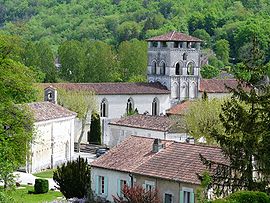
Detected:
[
  {"left": 117, "top": 179, "right": 121, "bottom": 196},
  {"left": 95, "top": 175, "right": 99, "bottom": 195},
  {"left": 190, "top": 192, "right": 195, "bottom": 203},
  {"left": 104, "top": 176, "right": 108, "bottom": 196},
  {"left": 179, "top": 191, "right": 184, "bottom": 203}
]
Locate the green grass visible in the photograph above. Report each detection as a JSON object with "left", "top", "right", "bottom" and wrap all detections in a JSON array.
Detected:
[
  {"left": 2, "top": 185, "right": 64, "bottom": 203},
  {"left": 33, "top": 169, "right": 55, "bottom": 179}
]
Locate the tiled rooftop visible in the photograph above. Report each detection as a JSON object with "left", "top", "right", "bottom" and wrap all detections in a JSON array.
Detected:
[
  {"left": 200, "top": 79, "right": 240, "bottom": 93},
  {"left": 91, "top": 136, "right": 227, "bottom": 185},
  {"left": 28, "top": 102, "right": 77, "bottom": 122},
  {"left": 166, "top": 100, "right": 191, "bottom": 116},
  {"left": 39, "top": 82, "right": 170, "bottom": 95},
  {"left": 147, "top": 31, "right": 202, "bottom": 42},
  {"left": 109, "top": 114, "right": 175, "bottom": 132}
]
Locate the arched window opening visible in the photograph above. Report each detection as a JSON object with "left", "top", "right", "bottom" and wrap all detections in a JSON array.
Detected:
[
  {"left": 190, "top": 82, "right": 197, "bottom": 99},
  {"left": 126, "top": 98, "right": 134, "bottom": 114},
  {"left": 180, "top": 83, "right": 189, "bottom": 99},
  {"left": 160, "top": 62, "right": 166, "bottom": 75},
  {"left": 183, "top": 53, "right": 187, "bottom": 60},
  {"left": 152, "top": 61, "right": 157, "bottom": 74},
  {"left": 175, "top": 63, "right": 180, "bottom": 75},
  {"left": 172, "top": 82, "right": 179, "bottom": 99},
  {"left": 152, "top": 98, "right": 159, "bottom": 116},
  {"left": 187, "top": 62, "right": 195, "bottom": 75},
  {"left": 100, "top": 99, "right": 108, "bottom": 117}
]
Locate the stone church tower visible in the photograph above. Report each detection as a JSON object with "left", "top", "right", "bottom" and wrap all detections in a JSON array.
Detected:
[{"left": 147, "top": 31, "right": 202, "bottom": 106}]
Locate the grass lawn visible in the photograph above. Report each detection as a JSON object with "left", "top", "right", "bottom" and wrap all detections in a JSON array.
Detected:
[
  {"left": 3, "top": 185, "right": 64, "bottom": 203},
  {"left": 33, "top": 169, "right": 55, "bottom": 179}
]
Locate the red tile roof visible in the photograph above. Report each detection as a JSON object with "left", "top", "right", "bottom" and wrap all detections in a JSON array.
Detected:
[
  {"left": 166, "top": 100, "right": 192, "bottom": 115},
  {"left": 199, "top": 79, "right": 240, "bottom": 93},
  {"left": 91, "top": 136, "right": 227, "bottom": 185},
  {"left": 39, "top": 82, "right": 170, "bottom": 95},
  {"left": 147, "top": 31, "right": 202, "bottom": 42},
  {"left": 109, "top": 114, "right": 175, "bottom": 132},
  {"left": 28, "top": 102, "right": 77, "bottom": 122}
]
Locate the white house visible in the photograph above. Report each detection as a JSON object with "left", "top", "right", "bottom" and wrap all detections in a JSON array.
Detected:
[
  {"left": 107, "top": 114, "right": 188, "bottom": 147},
  {"left": 91, "top": 136, "right": 227, "bottom": 203},
  {"left": 26, "top": 98, "right": 76, "bottom": 173}
]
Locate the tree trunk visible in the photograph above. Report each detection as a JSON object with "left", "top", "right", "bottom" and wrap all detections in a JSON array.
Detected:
[{"left": 77, "top": 115, "right": 87, "bottom": 153}]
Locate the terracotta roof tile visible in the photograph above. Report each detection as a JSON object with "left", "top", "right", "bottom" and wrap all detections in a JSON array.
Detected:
[
  {"left": 200, "top": 79, "right": 240, "bottom": 93},
  {"left": 39, "top": 82, "right": 170, "bottom": 95},
  {"left": 147, "top": 31, "right": 202, "bottom": 42},
  {"left": 166, "top": 100, "right": 191, "bottom": 115},
  {"left": 28, "top": 102, "right": 77, "bottom": 122},
  {"left": 109, "top": 114, "right": 175, "bottom": 132},
  {"left": 91, "top": 136, "right": 227, "bottom": 185}
]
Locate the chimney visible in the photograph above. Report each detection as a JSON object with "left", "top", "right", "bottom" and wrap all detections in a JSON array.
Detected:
[
  {"left": 152, "top": 138, "right": 163, "bottom": 152},
  {"left": 44, "top": 86, "right": 57, "bottom": 104}
]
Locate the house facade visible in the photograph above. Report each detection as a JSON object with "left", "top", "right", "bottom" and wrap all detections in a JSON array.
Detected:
[
  {"left": 26, "top": 88, "right": 77, "bottom": 173},
  {"left": 91, "top": 136, "right": 227, "bottom": 203},
  {"left": 107, "top": 114, "right": 188, "bottom": 147}
]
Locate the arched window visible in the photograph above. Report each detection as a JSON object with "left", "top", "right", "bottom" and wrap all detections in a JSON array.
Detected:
[
  {"left": 100, "top": 98, "right": 108, "bottom": 117},
  {"left": 172, "top": 82, "right": 179, "bottom": 99},
  {"left": 180, "top": 82, "right": 189, "bottom": 99},
  {"left": 160, "top": 62, "right": 166, "bottom": 75},
  {"left": 152, "top": 98, "right": 159, "bottom": 116},
  {"left": 152, "top": 61, "right": 157, "bottom": 74},
  {"left": 187, "top": 62, "right": 195, "bottom": 75},
  {"left": 126, "top": 98, "right": 134, "bottom": 114},
  {"left": 189, "top": 82, "right": 197, "bottom": 99},
  {"left": 183, "top": 53, "right": 187, "bottom": 60},
  {"left": 175, "top": 63, "right": 180, "bottom": 75}
]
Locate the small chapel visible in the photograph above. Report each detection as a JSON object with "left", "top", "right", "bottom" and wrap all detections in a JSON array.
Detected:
[{"left": 42, "top": 31, "right": 237, "bottom": 145}]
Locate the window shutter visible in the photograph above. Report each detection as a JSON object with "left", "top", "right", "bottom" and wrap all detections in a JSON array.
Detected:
[
  {"left": 179, "top": 191, "right": 184, "bottom": 203},
  {"left": 117, "top": 179, "right": 121, "bottom": 195},
  {"left": 104, "top": 176, "right": 108, "bottom": 196},
  {"left": 190, "top": 192, "right": 195, "bottom": 203},
  {"left": 95, "top": 175, "right": 99, "bottom": 195}
]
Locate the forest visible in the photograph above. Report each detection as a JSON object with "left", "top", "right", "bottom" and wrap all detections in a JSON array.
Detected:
[{"left": 0, "top": 0, "right": 270, "bottom": 82}]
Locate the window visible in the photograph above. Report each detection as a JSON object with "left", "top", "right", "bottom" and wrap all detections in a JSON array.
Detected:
[
  {"left": 183, "top": 53, "right": 187, "bottom": 60},
  {"left": 161, "top": 41, "right": 167, "bottom": 47},
  {"left": 184, "top": 191, "right": 191, "bottom": 203},
  {"left": 152, "top": 61, "right": 157, "bottom": 74},
  {"left": 152, "top": 98, "right": 159, "bottom": 116},
  {"left": 99, "top": 176, "right": 105, "bottom": 194},
  {"left": 180, "top": 188, "right": 194, "bottom": 203},
  {"left": 118, "top": 179, "right": 127, "bottom": 197},
  {"left": 126, "top": 98, "right": 134, "bottom": 114},
  {"left": 174, "top": 42, "right": 179, "bottom": 48},
  {"left": 100, "top": 99, "right": 108, "bottom": 117},
  {"left": 175, "top": 63, "right": 180, "bottom": 75},
  {"left": 187, "top": 62, "right": 195, "bottom": 75},
  {"left": 165, "top": 193, "right": 173, "bottom": 203},
  {"left": 160, "top": 62, "right": 166, "bottom": 75},
  {"left": 144, "top": 180, "right": 155, "bottom": 191}
]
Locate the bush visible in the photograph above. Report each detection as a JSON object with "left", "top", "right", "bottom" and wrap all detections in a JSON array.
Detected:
[
  {"left": 227, "top": 191, "right": 270, "bottom": 203},
  {"left": 53, "top": 156, "right": 91, "bottom": 199},
  {"left": 34, "top": 178, "right": 49, "bottom": 194},
  {"left": 0, "top": 191, "right": 14, "bottom": 203}
]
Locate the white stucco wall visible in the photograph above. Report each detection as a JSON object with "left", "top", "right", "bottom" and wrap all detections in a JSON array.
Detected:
[
  {"left": 107, "top": 125, "right": 188, "bottom": 147},
  {"left": 91, "top": 167, "right": 131, "bottom": 202},
  {"left": 29, "top": 116, "right": 75, "bottom": 173}
]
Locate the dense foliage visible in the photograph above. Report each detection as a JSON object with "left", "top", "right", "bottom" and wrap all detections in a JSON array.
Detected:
[
  {"left": 89, "top": 113, "right": 101, "bottom": 144},
  {"left": 34, "top": 179, "right": 49, "bottom": 194},
  {"left": 53, "top": 156, "right": 91, "bottom": 199},
  {"left": 1, "top": 0, "right": 270, "bottom": 82}
]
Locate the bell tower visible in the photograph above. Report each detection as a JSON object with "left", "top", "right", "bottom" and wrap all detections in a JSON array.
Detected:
[{"left": 147, "top": 31, "right": 202, "bottom": 105}]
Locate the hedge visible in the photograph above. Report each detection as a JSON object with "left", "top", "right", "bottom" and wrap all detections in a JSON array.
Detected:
[{"left": 34, "top": 178, "right": 49, "bottom": 194}]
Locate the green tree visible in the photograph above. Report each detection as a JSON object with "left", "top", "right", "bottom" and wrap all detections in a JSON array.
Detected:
[
  {"left": 117, "top": 21, "right": 141, "bottom": 42},
  {"left": 192, "top": 29, "right": 211, "bottom": 48},
  {"left": 200, "top": 65, "right": 220, "bottom": 79},
  {"left": 53, "top": 156, "right": 91, "bottom": 199},
  {"left": 88, "top": 113, "right": 101, "bottom": 144},
  {"left": 118, "top": 39, "right": 147, "bottom": 81},
  {"left": 58, "top": 40, "right": 85, "bottom": 82},
  {"left": 214, "top": 39, "right": 230, "bottom": 65}
]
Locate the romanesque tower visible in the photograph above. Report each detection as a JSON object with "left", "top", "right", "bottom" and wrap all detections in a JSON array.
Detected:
[{"left": 147, "top": 31, "right": 202, "bottom": 105}]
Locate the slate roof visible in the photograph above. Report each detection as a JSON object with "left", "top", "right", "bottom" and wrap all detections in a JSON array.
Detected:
[
  {"left": 91, "top": 136, "right": 227, "bottom": 185},
  {"left": 147, "top": 31, "right": 202, "bottom": 42},
  {"left": 39, "top": 82, "right": 170, "bottom": 95},
  {"left": 109, "top": 114, "right": 175, "bottom": 132},
  {"left": 166, "top": 100, "right": 191, "bottom": 116},
  {"left": 199, "top": 79, "right": 240, "bottom": 93},
  {"left": 27, "top": 102, "right": 77, "bottom": 122}
]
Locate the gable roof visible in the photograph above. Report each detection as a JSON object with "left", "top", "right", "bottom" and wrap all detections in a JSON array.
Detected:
[
  {"left": 147, "top": 31, "right": 203, "bottom": 42},
  {"left": 27, "top": 102, "right": 77, "bottom": 122},
  {"left": 166, "top": 100, "right": 192, "bottom": 116},
  {"left": 109, "top": 114, "right": 175, "bottom": 132},
  {"left": 91, "top": 136, "right": 227, "bottom": 185},
  {"left": 199, "top": 79, "right": 240, "bottom": 93},
  {"left": 39, "top": 82, "right": 170, "bottom": 95}
]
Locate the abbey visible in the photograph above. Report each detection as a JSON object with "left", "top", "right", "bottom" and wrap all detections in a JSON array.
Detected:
[{"left": 42, "top": 31, "right": 235, "bottom": 145}]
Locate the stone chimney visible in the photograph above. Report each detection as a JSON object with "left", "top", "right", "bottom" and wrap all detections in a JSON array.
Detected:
[
  {"left": 152, "top": 138, "right": 163, "bottom": 153},
  {"left": 44, "top": 86, "right": 57, "bottom": 104}
]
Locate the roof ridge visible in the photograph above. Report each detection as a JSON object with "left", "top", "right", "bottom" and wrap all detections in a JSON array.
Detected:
[{"left": 169, "top": 31, "right": 175, "bottom": 40}]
